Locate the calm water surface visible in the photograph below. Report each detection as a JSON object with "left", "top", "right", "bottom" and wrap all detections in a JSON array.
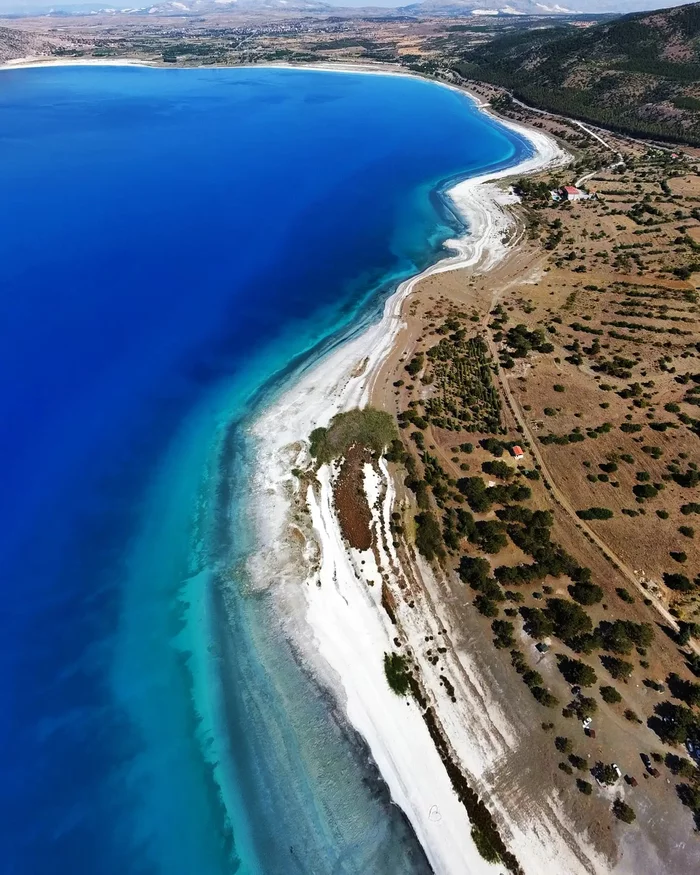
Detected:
[{"left": 0, "top": 66, "right": 529, "bottom": 875}]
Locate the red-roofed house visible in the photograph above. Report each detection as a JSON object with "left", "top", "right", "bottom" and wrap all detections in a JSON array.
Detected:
[
  {"left": 512, "top": 445, "right": 524, "bottom": 460},
  {"left": 561, "top": 185, "right": 586, "bottom": 202}
]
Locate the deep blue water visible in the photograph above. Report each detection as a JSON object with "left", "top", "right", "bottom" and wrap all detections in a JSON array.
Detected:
[{"left": 0, "top": 66, "right": 529, "bottom": 875}]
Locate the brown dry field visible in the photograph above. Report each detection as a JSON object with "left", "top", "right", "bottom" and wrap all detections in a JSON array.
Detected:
[
  {"left": 372, "top": 110, "right": 700, "bottom": 872},
  {"left": 669, "top": 174, "right": 700, "bottom": 199}
]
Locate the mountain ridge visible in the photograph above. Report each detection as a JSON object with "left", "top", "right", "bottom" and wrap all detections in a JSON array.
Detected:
[
  {"left": 5, "top": 1, "right": 699, "bottom": 21},
  {"left": 453, "top": 1, "right": 700, "bottom": 143}
]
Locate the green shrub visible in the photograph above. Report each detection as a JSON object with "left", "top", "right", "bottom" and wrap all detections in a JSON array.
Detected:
[
  {"left": 531, "top": 686, "right": 558, "bottom": 707},
  {"left": 474, "top": 595, "right": 499, "bottom": 617},
  {"left": 557, "top": 655, "right": 597, "bottom": 687},
  {"left": 663, "top": 572, "right": 696, "bottom": 593},
  {"left": 677, "top": 782, "right": 700, "bottom": 814},
  {"left": 612, "top": 799, "right": 636, "bottom": 824},
  {"left": 595, "top": 762, "right": 620, "bottom": 786},
  {"left": 405, "top": 352, "right": 424, "bottom": 376},
  {"left": 666, "top": 672, "right": 700, "bottom": 708},
  {"left": 458, "top": 555, "right": 493, "bottom": 588},
  {"left": 546, "top": 597, "right": 593, "bottom": 641},
  {"left": 601, "top": 656, "right": 634, "bottom": 681},
  {"left": 385, "top": 438, "right": 409, "bottom": 464},
  {"left": 576, "top": 507, "right": 614, "bottom": 520},
  {"left": 415, "top": 512, "right": 445, "bottom": 561},
  {"left": 555, "top": 736, "right": 572, "bottom": 754},
  {"left": 492, "top": 619, "right": 515, "bottom": 649},
  {"left": 384, "top": 652, "right": 411, "bottom": 696},
  {"left": 471, "top": 520, "right": 508, "bottom": 554},
  {"left": 600, "top": 685, "right": 622, "bottom": 704},
  {"left": 482, "top": 460, "right": 514, "bottom": 480},
  {"left": 521, "top": 606, "right": 555, "bottom": 640},
  {"left": 597, "top": 618, "right": 653, "bottom": 654},
  {"left": 568, "top": 582, "right": 603, "bottom": 606},
  {"left": 572, "top": 696, "right": 597, "bottom": 720},
  {"left": 470, "top": 827, "right": 501, "bottom": 865}
]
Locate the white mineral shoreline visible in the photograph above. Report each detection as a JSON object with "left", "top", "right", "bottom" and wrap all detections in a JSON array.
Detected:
[
  {"left": 5, "top": 52, "right": 576, "bottom": 870},
  {"left": 247, "top": 90, "right": 569, "bottom": 874}
]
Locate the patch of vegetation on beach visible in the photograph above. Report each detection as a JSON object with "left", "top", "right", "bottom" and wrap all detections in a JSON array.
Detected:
[
  {"left": 421, "top": 707, "right": 523, "bottom": 874},
  {"left": 383, "top": 652, "right": 412, "bottom": 696},
  {"left": 309, "top": 408, "right": 397, "bottom": 466}
]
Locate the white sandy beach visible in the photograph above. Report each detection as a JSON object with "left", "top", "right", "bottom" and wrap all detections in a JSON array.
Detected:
[
  {"left": 4, "top": 54, "right": 676, "bottom": 874},
  {"left": 242, "top": 94, "right": 617, "bottom": 875},
  {"left": 7, "top": 53, "right": 602, "bottom": 872}
]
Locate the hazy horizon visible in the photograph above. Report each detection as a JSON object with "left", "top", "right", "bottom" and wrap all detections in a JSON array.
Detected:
[{"left": 0, "top": 0, "right": 696, "bottom": 18}]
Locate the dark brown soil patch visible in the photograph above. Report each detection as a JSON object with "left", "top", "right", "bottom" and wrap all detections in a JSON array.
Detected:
[{"left": 334, "top": 444, "right": 373, "bottom": 551}]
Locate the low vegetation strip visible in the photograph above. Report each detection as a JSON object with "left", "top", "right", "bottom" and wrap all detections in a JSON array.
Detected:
[
  {"left": 421, "top": 707, "right": 523, "bottom": 874},
  {"left": 576, "top": 507, "right": 614, "bottom": 521},
  {"left": 309, "top": 408, "right": 397, "bottom": 466}
]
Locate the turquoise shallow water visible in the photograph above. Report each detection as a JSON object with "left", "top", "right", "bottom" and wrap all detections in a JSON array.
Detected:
[{"left": 0, "top": 65, "right": 529, "bottom": 874}]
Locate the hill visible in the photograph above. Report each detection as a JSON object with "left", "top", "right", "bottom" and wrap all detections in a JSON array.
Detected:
[
  {"left": 453, "top": 2, "right": 700, "bottom": 144},
  {"left": 0, "top": 25, "right": 81, "bottom": 63}
]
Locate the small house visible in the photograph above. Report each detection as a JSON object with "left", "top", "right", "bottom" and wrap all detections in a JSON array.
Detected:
[
  {"left": 561, "top": 185, "right": 586, "bottom": 202},
  {"left": 512, "top": 445, "right": 524, "bottom": 460}
]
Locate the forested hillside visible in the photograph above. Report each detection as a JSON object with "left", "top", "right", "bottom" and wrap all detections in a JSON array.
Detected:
[{"left": 453, "top": 3, "right": 700, "bottom": 145}]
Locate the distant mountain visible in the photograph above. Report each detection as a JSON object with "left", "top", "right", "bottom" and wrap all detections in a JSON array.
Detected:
[
  {"left": 399, "top": 0, "right": 576, "bottom": 15},
  {"left": 6, "top": 0, "right": 700, "bottom": 20},
  {"left": 5, "top": 0, "right": 335, "bottom": 16},
  {"left": 454, "top": 1, "right": 700, "bottom": 144},
  {"left": 402, "top": 0, "right": 700, "bottom": 13}
]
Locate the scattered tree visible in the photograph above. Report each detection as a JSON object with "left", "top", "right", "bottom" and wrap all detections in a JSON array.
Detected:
[
  {"left": 600, "top": 685, "right": 622, "bottom": 704},
  {"left": 601, "top": 656, "right": 634, "bottom": 681},
  {"left": 555, "top": 736, "right": 573, "bottom": 754},
  {"left": 557, "top": 655, "right": 597, "bottom": 687},
  {"left": 613, "top": 799, "right": 636, "bottom": 824}
]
